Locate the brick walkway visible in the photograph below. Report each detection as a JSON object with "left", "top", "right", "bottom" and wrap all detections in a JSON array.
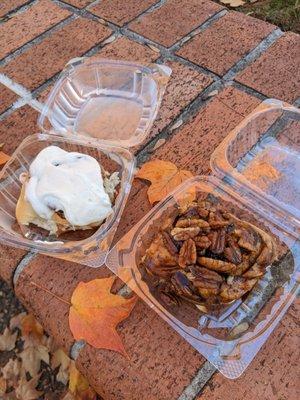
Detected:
[{"left": 0, "top": 1, "right": 299, "bottom": 399}]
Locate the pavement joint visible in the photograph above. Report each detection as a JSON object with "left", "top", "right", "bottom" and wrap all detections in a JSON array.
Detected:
[
  {"left": 169, "top": 9, "right": 228, "bottom": 52},
  {"left": 136, "top": 79, "right": 224, "bottom": 165},
  {"left": 223, "top": 28, "right": 284, "bottom": 81},
  {"left": 0, "top": 0, "right": 37, "bottom": 24},
  {"left": 12, "top": 251, "right": 37, "bottom": 288},
  {"left": 70, "top": 339, "right": 86, "bottom": 360},
  {"left": 0, "top": 73, "right": 44, "bottom": 112},
  {"left": 177, "top": 361, "right": 216, "bottom": 400},
  {"left": 0, "top": 14, "right": 77, "bottom": 66}
]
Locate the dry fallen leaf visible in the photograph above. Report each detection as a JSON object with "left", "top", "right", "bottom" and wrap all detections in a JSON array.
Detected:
[
  {"left": 2, "top": 358, "right": 22, "bottom": 387},
  {"left": 51, "top": 349, "right": 71, "bottom": 385},
  {"left": 19, "top": 344, "right": 49, "bottom": 377},
  {"left": 21, "top": 314, "right": 44, "bottom": 342},
  {"left": 0, "top": 327, "right": 18, "bottom": 351},
  {"left": 0, "top": 376, "right": 7, "bottom": 395},
  {"left": 9, "top": 312, "right": 27, "bottom": 331},
  {"left": 220, "top": 0, "right": 245, "bottom": 7},
  {"left": 67, "top": 361, "right": 97, "bottom": 400},
  {"left": 69, "top": 277, "right": 137, "bottom": 356},
  {"left": 15, "top": 375, "right": 42, "bottom": 400},
  {"left": 136, "top": 160, "right": 194, "bottom": 204},
  {"left": 0, "top": 143, "right": 10, "bottom": 166}
]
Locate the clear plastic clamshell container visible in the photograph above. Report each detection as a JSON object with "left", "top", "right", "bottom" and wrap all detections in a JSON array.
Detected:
[
  {"left": 106, "top": 99, "right": 300, "bottom": 378},
  {"left": 0, "top": 59, "right": 171, "bottom": 266}
]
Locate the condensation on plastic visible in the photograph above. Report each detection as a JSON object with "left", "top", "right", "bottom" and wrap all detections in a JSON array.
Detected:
[
  {"left": 0, "top": 59, "right": 171, "bottom": 266},
  {"left": 106, "top": 100, "right": 300, "bottom": 378}
]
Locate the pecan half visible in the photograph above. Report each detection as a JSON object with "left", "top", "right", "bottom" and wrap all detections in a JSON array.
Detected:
[
  {"left": 171, "top": 271, "right": 195, "bottom": 297},
  {"left": 219, "top": 277, "right": 258, "bottom": 301},
  {"left": 230, "top": 254, "right": 251, "bottom": 276},
  {"left": 197, "top": 257, "right": 237, "bottom": 273},
  {"left": 171, "top": 226, "right": 200, "bottom": 241},
  {"left": 243, "top": 263, "right": 264, "bottom": 278},
  {"left": 162, "top": 231, "right": 179, "bottom": 255},
  {"left": 208, "top": 211, "right": 229, "bottom": 229},
  {"left": 194, "top": 235, "right": 211, "bottom": 249},
  {"left": 224, "top": 237, "right": 242, "bottom": 264},
  {"left": 178, "top": 238, "right": 197, "bottom": 268},
  {"left": 191, "top": 266, "right": 223, "bottom": 298},
  {"left": 209, "top": 228, "right": 226, "bottom": 254},
  {"left": 180, "top": 203, "right": 199, "bottom": 219},
  {"left": 176, "top": 218, "right": 210, "bottom": 229}
]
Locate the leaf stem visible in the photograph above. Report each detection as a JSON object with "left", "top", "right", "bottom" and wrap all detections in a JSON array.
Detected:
[{"left": 30, "top": 281, "right": 71, "bottom": 306}]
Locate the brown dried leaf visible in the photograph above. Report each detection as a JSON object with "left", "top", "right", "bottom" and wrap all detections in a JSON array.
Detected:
[
  {"left": 68, "top": 361, "right": 97, "bottom": 400},
  {"left": 21, "top": 314, "right": 44, "bottom": 342},
  {"left": 2, "top": 358, "right": 22, "bottom": 386},
  {"left": 15, "top": 375, "right": 42, "bottom": 400},
  {"left": 9, "top": 312, "right": 27, "bottom": 331},
  {"left": 0, "top": 376, "right": 7, "bottom": 395},
  {"left": 51, "top": 348, "right": 71, "bottom": 385},
  {"left": 20, "top": 344, "right": 49, "bottom": 377},
  {"left": 220, "top": 0, "right": 245, "bottom": 7},
  {"left": 136, "top": 160, "right": 194, "bottom": 205},
  {"left": 0, "top": 327, "right": 18, "bottom": 351}
]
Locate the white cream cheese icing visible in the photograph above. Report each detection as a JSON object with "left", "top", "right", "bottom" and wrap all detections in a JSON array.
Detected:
[{"left": 25, "top": 146, "right": 113, "bottom": 227}]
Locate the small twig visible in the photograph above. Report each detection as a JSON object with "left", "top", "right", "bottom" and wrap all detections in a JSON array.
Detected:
[{"left": 30, "top": 281, "right": 71, "bottom": 306}]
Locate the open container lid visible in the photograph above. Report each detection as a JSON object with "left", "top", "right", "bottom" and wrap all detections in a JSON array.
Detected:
[
  {"left": 105, "top": 98, "right": 300, "bottom": 378},
  {"left": 38, "top": 58, "right": 172, "bottom": 148},
  {"left": 211, "top": 99, "right": 300, "bottom": 239}
]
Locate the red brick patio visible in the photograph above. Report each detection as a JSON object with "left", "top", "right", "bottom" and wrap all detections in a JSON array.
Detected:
[{"left": 0, "top": 1, "right": 299, "bottom": 399}]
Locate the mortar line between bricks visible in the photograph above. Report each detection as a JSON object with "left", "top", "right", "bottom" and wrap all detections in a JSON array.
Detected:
[
  {"left": 136, "top": 79, "right": 223, "bottom": 165},
  {"left": 223, "top": 28, "right": 284, "bottom": 82},
  {"left": 231, "top": 81, "right": 267, "bottom": 101},
  {"left": 51, "top": 0, "right": 223, "bottom": 82},
  {"left": 29, "top": 31, "right": 118, "bottom": 99},
  {"left": 89, "top": 0, "right": 168, "bottom": 26},
  {"left": 0, "top": 14, "right": 77, "bottom": 67},
  {"left": 0, "top": 73, "right": 44, "bottom": 112},
  {"left": 0, "top": 30, "right": 117, "bottom": 118},
  {"left": 0, "top": 0, "right": 37, "bottom": 24},
  {"left": 169, "top": 9, "right": 228, "bottom": 52},
  {"left": 177, "top": 361, "right": 217, "bottom": 400},
  {"left": 12, "top": 251, "right": 37, "bottom": 288}
]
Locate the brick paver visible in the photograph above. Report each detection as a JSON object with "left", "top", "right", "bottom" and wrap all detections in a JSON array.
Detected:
[
  {"left": 0, "top": 1, "right": 299, "bottom": 399},
  {"left": 76, "top": 300, "right": 204, "bottom": 400},
  {"left": 0, "top": 85, "right": 18, "bottom": 114},
  {"left": 95, "top": 36, "right": 158, "bottom": 62},
  {"left": 0, "top": 0, "right": 71, "bottom": 60},
  {"left": 90, "top": 0, "right": 157, "bottom": 26},
  {"left": 178, "top": 12, "right": 275, "bottom": 76},
  {"left": 129, "top": 0, "right": 224, "bottom": 47},
  {"left": 0, "top": 245, "right": 27, "bottom": 286},
  {"left": 63, "top": 0, "right": 94, "bottom": 8},
  {"left": 15, "top": 255, "right": 111, "bottom": 353},
  {"left": 0, "top": 0, "right": 31, "bottom": 17},
  {"left": 198, "top": 301, "right": 300, "bottom": 400},
  {"left": 1, "top": 18, "right": 111, "bottom": 91},
  {"left": 153, "top": 86, "right": 260, "bottom": 173},
  {"left": 236, "top": 32, "right": 300, "bottom": 103},
  {"left": 0, "top": 105, "right": 39, "bottom": 154}
]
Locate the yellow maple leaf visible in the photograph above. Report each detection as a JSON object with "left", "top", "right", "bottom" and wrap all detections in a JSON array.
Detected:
[
  {"left": 69, "top": 277, "right": 137, "bottom": 356},
  {"left": 136, "top": 159, "right": 194, "bottom": 205}
]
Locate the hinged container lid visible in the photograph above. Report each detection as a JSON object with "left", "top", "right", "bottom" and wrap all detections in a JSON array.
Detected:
[
  {"left": 210, "top": 99, "right": 300, "bottom": 239},
  {"left": 38, "top": 58, "right": 171, "bottom": 148}
]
